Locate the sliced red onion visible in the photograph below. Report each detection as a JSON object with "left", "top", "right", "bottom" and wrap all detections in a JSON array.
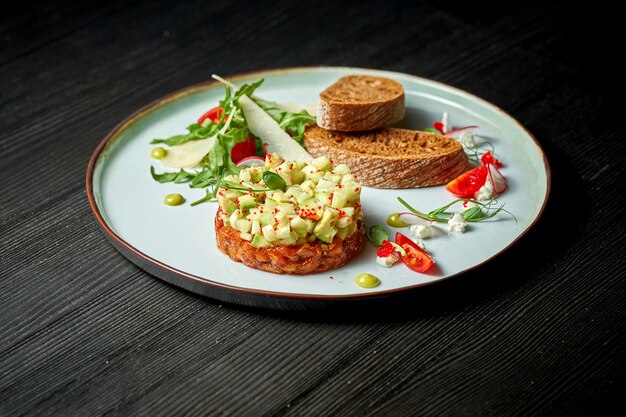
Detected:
[
  {"left": 486, "top": 163, "right": 507, "bottom": 194},
  {"left": 445, "top": 125, "right": 480, "bottom": 140},
  {"left": 398, "top": 212, "right": 432, "bottom": 225},
  {"left": 236, "top": 156, "right": 265, "bottom": 167}
]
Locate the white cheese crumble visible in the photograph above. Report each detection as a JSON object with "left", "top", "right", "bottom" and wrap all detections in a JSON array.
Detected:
[
  {"left": 448, "top": 213, "right": 467, "bottom": 233},
  {"left": 459, "top": 130, "right": 476, "bottom": 148},
  {"left": 376, "top": 253, "right": 399, "bottom": 267},
  {"left": 410, "top": 224, "right": 433, "bottom": 239},
  {"left": 474, "top": 179, "right": 493, "bottom": 201}
]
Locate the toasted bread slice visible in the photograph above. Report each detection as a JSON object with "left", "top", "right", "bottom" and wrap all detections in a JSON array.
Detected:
[
  {"left": 303, "top": 125, "right": 470, "bottom": 188},
  {"left": 317, "top": 75, "right": 405, "bottom": 131}
]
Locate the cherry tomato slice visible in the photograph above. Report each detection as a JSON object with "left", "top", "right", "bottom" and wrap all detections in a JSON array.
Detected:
[
  {"left": 395, "top": 232, "right": 435, "bottom": 273},
  {"left": 198, "top": 106, "right": 223, "bottom": 125},
  {"left": 445, "top": 165, "right": 488, "bottom": 197},
  {"left": 481, "top": 151, "right": 503, "bottom": 167},
  {"left": 231, "top": 136, "right": 257, "bottom": 163}
]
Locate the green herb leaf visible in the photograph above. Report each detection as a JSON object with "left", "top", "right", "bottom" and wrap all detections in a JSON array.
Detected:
[
  {"left": 462, "top": 206, "right": 483, "bottom": 220},
  {"left": 262, "top": 171, "right": 287, "bottom": 191},
  {"left": 150, "top": 166, "right": 195, "bottom": 184},
  {"left": 397, "top": 197, "right": 515, "bottom": 224},
  {"left": 366, "top": 225, "right": 389, "bottom": 246},
  {"left": 423, "top": 127, "right": 441, "bottom": 135},
  {"left": 191, "top": 189, "right": 217, "bottom": 206},
  {"left": 151, "top": 123, "right": 219, "bottom": 146}
]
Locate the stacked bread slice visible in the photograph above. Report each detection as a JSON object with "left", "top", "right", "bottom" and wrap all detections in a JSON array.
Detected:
[{"left": 304, "top": 75, "right": 470, "bottom": 188}]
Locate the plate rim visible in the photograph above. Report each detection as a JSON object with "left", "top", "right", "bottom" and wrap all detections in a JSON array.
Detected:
[{"left": 85, "top": 65, "right": 552, "bottom": 303}]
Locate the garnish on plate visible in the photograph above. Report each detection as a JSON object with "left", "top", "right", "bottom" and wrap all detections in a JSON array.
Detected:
[
  {"left": 397, "top": 197, "right": 515, "bottom": 224},
  {"left": 149, "top": 76, "right": 316, "bottom": 206}
]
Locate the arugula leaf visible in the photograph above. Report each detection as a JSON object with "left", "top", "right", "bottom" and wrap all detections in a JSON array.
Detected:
[
  {"left": 220, "top": 79, "right": 264, "bottom": 122},
  {"left": 252, "top": 98, "right": 316, "bottom": 145},
  {"left": 151, "top": 123, "right": 219, "bottom": 146},
  {"left": 366, "top": 225, "right": 389, "bottom": 246},
  {"left": 150, "top": 166, "right": 195, "bottom": 184},
  {"left": 191, "top": 188, "right": 217, "bottom": 206}
]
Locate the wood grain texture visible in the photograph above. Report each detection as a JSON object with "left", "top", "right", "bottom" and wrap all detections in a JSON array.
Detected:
[{"left": 1, "top": 1, "right": 624, "bottom": 416}]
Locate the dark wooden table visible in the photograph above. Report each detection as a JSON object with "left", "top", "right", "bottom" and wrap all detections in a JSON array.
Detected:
[{"left": 2, "top": 1, "right": 623, "bottom": 416}]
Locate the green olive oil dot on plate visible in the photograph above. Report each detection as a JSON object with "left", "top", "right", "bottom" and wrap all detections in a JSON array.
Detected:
[
  {"left": 386, "top": 212, "right": 408, "bottom": 228},
  {"left": 355, "top": 273, "right": 380, "bottom": 289},
  {"left": 151, "top": 147, "right": 167, "bottom": 159},
  {"left": 164, "top": 193, "right": 184, "bottom": 206}
]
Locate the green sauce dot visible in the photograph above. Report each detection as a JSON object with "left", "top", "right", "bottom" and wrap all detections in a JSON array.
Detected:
[
  {"left": 164, "top": 193, "right": 184, "bottom": 206},
  {"left": 386, "top": 212, "right": 408, "bottom": 228},
  {"left": 151, "top": 147, "right": 167, "bottom": 159},
  {"left": 355, "top": 273, "right": 380, "bottom": 289}
]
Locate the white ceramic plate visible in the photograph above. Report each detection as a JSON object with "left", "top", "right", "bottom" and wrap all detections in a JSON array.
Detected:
[{"left": 87, "top": 67, "right": 550, "bottom": 309}]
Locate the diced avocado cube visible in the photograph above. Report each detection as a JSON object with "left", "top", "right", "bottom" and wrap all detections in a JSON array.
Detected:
[
  {"left": 315, "top": 178, "right": 337, "bottom": 190},
  {"left": 238, "top": 195, "right": 257, "bottom": 210},
  {"left": 311, "top": 156, "right": 332, "bottom": 171},
  {"left": 262, "top": 225, "right": 277, "bottom": 242},
  {"left": 333, "top": 164, "right": 351, "bottom": 175},
  {"left": 276, "top": 225, "right": 291, "bottom": 240},
  {"left": 322, "top": 172, "right": 341, "bottom": 183},
  {"left": 340, "top": 207, "right": 355, "bottom": 217},
  {"left": 259, "top": 212, "right": 274, "bottom": 227},
  {"left": 296, "top": 193, "right": 313, "bottom": 205},
  {"left": 266, "top": 154, "right": 284, "bottom": 168},
  {"left": 291, "top": 169, "right": 306, "bottom": 185},
  {"left": 331, "top": 191, "right": 348, "bottom": 209},
  {"left": 290, "top": 216, "right": 308, "bottom": 235},
  {"left": 267, "top": 191, "right": 289, "bottom": 203},
  {"left": 302, "top": 166, "right": 323, "bottom": 183},
  {"left": 299, "top": 202, "right": 323, "bottom": 221},
  {"left": 224, "top": 189, "right": 242, "bottom": 200},
  {"left": 248, "top": 166, "right": 266, "bottom": 182},
  {"left": 279, "top": 232, "right": 298, "bottom": 246},
  {"left": 341, "top": 174, "right": 357, "bottom": 186},
  {"left": 336, "top": 216, "right": 353, "bottom": 229},
  {"left": 239, "top": 169, "right": 252, "bottom": 182},
  {"left": 235, "top": 218, "right": 252, "bottom": 233},
  {"left": 218, "top": 196, "right": 238, "bottom": 215},
  {"left": 313, "top": 221, "right": 337, "bottom": 243},
  {"left": 239, "top": 232, "right": 252, "bottom": 241},
  {"left": 337, "top": 220, "right": 357, "bottom": 240},
  {"left": 250, "top": 234, "right": 270, "bottom": 248},
  {"left": 300, "top": 180, "right": 315, "bottom": 194},
  {"left": 277, "top": 203, "right": 296, "bottom": 215},
  {"left": 346, "top": 183, "right": 361, "bottom": 204},
  {"left": 277, "top": 170, "right": 292, "bottom": 186},
  {"left": 251, "top": 220, "right": 261, "bottom": 235},
  {"left": 264, "top": 198, "right": 278, "bottom": 209},
  {"left": 316, "top": 192, "right": 332, "bottom": 207}
]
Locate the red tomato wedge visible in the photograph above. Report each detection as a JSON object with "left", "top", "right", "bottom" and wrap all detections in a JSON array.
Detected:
[
  {"left": 395, "top": 232, "right": 435, "bottom": 273},
  {"left": 231, "top": 136, "right": 257, "bottom": 163},
  {"left": 198, "top": 106, "right": 223, "bottom": 125},
  {"left": 445, "top": 165, "right": 488, "bottom": 197}
]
